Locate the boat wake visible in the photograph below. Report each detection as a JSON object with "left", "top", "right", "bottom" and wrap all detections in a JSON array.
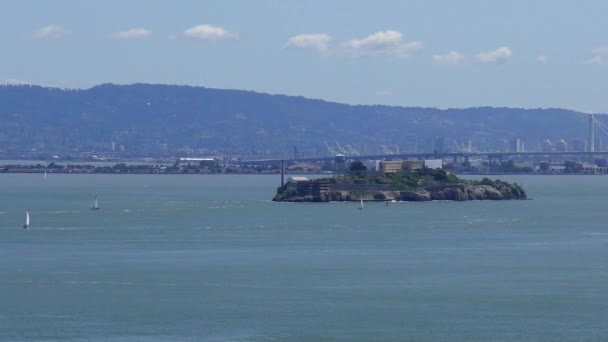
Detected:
[{"left": 13, "top": 314, "right": 72, "bottom": 319}]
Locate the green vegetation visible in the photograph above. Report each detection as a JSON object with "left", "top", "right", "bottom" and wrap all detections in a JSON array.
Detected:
[
  {"left": 274, "top": 168, "right": 527, "bottom": 202},
  {"left": 373, "top": 192, "right": 386, "bottom": 200},
  {"left": 273, "top": 187, "right": 296, "bottom": 202},
  {"left": 330, "top": 168, "right": 460, "bottom": 191},
  {"left": 348, "top": 161, "right": 367, "bottom": 172},
  {"left": 563, "top": 161, "right": 583, "bottom": 173}
]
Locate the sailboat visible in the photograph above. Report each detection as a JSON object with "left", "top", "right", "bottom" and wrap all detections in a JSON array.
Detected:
[
  {"left": 23, "top": 210, "right": 30, "bottom": 229},
  {"left": 90, "top": 196, "right": 100, "bottom": 210},
  {"left": 358, "top": 197, "right": 364, "bottom": 210},
  {"left": 44, "top": 171, "right": 47, "bottom": 179}
]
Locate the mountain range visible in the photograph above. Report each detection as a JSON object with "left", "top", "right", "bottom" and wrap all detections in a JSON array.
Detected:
[{"left": 0, "top": 83, "right": 601, "bottom": 158}]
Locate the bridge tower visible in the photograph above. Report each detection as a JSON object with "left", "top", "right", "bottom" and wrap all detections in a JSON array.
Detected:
[{"left": 589, "top": 114, "right": 595, "bottom": 153}]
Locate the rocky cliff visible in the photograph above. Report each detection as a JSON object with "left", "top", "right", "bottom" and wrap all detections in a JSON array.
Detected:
[{"left": 273, "top": 170, "right": 526, "bottom": 202}]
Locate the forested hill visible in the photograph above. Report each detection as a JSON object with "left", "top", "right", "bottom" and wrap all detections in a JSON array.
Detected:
[{"left": 0, "top": 83, "right": 597, "bottom": 156}]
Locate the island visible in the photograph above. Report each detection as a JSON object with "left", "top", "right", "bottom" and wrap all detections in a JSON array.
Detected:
[{"left": 273, "top": 167, "right": 526, "bottom": 202}]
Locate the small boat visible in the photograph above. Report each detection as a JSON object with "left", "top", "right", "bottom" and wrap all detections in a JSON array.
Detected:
[
  {"left": 358, "top": 198, "right": 364, "bottom": 210},
  {"left": 23, "top": 210, "right": 30, "bottom": 229},
  {"left": 44, "top": 171, "right": 47, "bottom": 179},
  {"left": 90, "top": 196, "right": 100, "bottom": 210}
]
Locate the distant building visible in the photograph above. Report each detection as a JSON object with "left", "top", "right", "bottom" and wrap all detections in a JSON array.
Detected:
[
  {"left": 548, "top": 165, "right": 565, "bottom": 173},
  {"left": 510, "top": 138, "right": 525, "bottom": 153},
  {"left": 378, "top": 159, "right": 437, "bottom": 173},
  {"left": 379, "top": 161, "right": 404, "bottom": 173},
  {"left": 366, "top": 160, "right": 379, "bottom": 171},
  {"left": 402, "top": 160, "right": 424, "bottom": 170},
  {"left": 581, "top": 163, "right": 599, "bottom": 173},
  {"left": 571, "top": 139, "right": 587, "bottom": 152},
  {"left": 334, "top": 154, "right": 346, "bottom": 175},
  {"left": 286, "top": 176, "right": 310, "bottom": 193},
  {"left": 514, "top": 161, "right": 533, "bottom": 169},
  {"left": 286, "top": 177, "right": 331, "bottom": 197},
  {"left": 179, "top": 157, "right": 215, "bottom": 162}
]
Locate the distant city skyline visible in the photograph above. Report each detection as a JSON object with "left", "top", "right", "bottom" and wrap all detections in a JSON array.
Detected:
[{"left": 1, "top": 0, "right": 608, "bottom": 112}]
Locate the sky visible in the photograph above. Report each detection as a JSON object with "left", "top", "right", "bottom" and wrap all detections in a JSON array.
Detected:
[{"left": 1, "top": 0, "right": 607, "bottom": 112}]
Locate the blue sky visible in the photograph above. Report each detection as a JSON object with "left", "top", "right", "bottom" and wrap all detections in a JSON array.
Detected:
[{"left": 1, "top": 0, "right": 607, "bottom": 112}]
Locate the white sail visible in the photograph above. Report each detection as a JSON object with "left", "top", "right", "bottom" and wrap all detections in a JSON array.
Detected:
[
  {"left": 91, "top": 196, "right": 100, "bottom": 210},
  {"left": 24, "top": 210, "right": 30, "bottom": 229},
  {"left": 358, "top": 198, "right": 364, "bottom": 210}
]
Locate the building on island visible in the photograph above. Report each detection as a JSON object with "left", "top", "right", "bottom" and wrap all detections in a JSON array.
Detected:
[
  {"left": 286, "top": 176, "right": 310, "bottom": 193},
  {"left": 402, "top": 160, "right": 424, "bottom": 170},
  {"left": 379, "top": 161, "right": 404, "bottom": 173},
  {"left": 285, "top": 176, "right": 331, "bottom": 197},
  {"left": 378, "top": 159, "right": 443, "bottom": 173}
]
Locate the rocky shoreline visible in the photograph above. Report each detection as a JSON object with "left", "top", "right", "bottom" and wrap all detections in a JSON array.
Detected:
[{"left": 273, "top": 170, "right": 527, "bottom": 202}]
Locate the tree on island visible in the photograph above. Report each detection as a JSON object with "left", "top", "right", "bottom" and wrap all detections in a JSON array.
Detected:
[
  {"left": 349, "top": 161, "right": 367, "bottom": 172},
  {"left": 564, "top": 161, "right": 583, "bottom": 173}
]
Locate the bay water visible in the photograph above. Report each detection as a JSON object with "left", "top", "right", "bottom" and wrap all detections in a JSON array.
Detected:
[{"left": 0, "top": 174, "right": 607, "bottom": 341}]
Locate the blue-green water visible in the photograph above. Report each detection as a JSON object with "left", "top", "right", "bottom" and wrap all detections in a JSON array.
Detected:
[{"left": 1, "top": 174, "right": 607, "bottom": 341}]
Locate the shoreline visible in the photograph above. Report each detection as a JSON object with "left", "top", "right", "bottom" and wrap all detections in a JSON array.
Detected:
[{"left": 0, "top": 169, "right": 605, "bottom": 176}]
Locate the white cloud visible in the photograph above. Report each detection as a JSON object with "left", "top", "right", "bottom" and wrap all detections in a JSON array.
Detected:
[
  {"left": 536, "top": 55, "right": 548, "bottom": 64},
  {"left": 341, "top": 30, "right": 422, "bottom": 58},
  {"left": 432, "top": 51, "right": 465, "bottom": 65},
  {"left": 285, "top": 33, "right": 332, "bottom": 53},
  {"left": 183, "top": 24, "right": 237, "bottom": 40},
  {"left": 592, "top": 47, "right": 608, "bottom": 55},
  {"left": 26, "top": 25, "right": 71, "bottom": 39},
  {"left": 113, "top": 28, "right": 151, "bottom": 39},
  {"left": 583, "top": 56, "right": 603, "bottom": 65},
  {"left": 475, "top": 46, "right": 512, "bottom": 63}
]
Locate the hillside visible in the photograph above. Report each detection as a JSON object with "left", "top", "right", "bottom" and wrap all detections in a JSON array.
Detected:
[{"left": 0, "top": 83, "right": 598, "bottom": 157}]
